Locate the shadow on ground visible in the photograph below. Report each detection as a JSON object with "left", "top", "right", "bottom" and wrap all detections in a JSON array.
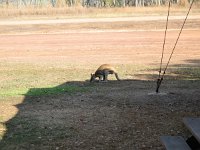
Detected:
[
  {"left": 0, "top": 59, "right": 200, "bottom": 150},
  {"left": 134, "top": 59, "right": 200, "bottom": 82}
]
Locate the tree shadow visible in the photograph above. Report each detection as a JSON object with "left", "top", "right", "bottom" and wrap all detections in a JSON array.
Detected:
[
  {"left": 0, "top": 80, "right": 93, "bottom": 150},
  {"left": 134, "top": 58, "right": 200, "bottom": 81},
  {"left": 0, "top": 59, "right": 200, "bottom": 150}
]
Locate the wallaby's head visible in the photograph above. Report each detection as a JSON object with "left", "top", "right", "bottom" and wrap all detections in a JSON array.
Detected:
[{"left": 90, "top": 73, "right": 96, "bottom": 82}]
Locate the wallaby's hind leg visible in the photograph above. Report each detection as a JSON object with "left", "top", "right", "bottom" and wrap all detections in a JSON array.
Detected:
[
  {"left": 115, "top": 73, "right": 120, "bottom": 81},
  {"left": 99, "top": 75, "right": 104, "bottom": 82}
]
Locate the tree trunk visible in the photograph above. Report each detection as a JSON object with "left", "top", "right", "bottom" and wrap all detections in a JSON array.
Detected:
[
  {"left": 141, "top": 0, "right": 144, "bottom": 6},
  {"left": 6, "top": 0, "right": 9, "bottom": 8},
  {"left": 123, "top": 0, "right": 126, "bottom": 7},
  {"left": 135, "top": 0, "right": 138, "bottom": 7}
]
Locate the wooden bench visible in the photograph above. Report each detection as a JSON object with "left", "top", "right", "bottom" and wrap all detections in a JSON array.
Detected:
[
  {"left": 183, "top": 117, "right": 200, "bottom": 143},
  {"left": 160, "top": 117, "right": 200, "bottom": 150},
  {"left": 160, "top": 136, "right": 191, "bottom": 150},
  {"left": 183, "top": 117, "right": 200, "bottom": 149}
]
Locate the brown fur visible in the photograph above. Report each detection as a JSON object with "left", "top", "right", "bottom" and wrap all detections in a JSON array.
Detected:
[{"left": 90, "top": 64, "right": 120, "bottom": 82}]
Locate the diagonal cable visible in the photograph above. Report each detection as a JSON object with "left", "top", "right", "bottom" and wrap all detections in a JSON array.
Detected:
[
  {"left": 156, "top": 0, "right": 194, "bottom": 93},
  {"left": 159, "top": 0, "right": 171, "bottom": 79},
  {"left": 161, "top": 0, "right": 195, "bottom": 78}
]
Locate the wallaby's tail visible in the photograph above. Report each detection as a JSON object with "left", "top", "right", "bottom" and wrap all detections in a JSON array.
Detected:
[{"left": 115, "top": 73, "right": 120, "bottom": 81}]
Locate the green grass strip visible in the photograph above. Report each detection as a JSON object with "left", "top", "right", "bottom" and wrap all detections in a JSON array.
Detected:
[{"left": 0, "top": 85, "right": 88, "bottom": 98}]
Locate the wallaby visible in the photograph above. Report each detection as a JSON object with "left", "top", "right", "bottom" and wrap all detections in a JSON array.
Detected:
[{"left": 90, "top": 64, "right": 120, "bottom": 82}]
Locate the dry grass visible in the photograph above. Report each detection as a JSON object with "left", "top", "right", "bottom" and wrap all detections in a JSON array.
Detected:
[{"left": 0, "top": 6, "right": 200, "bottom": 19}]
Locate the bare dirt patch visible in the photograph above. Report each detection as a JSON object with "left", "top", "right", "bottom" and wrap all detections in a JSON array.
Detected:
[{"left": 0, "top": 29, "right": 200, "bottom": 65}]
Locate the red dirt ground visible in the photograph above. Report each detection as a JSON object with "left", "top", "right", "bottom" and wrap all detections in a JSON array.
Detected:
[{"left": 0, "top": 30, "right": 200, "bottom": 66}]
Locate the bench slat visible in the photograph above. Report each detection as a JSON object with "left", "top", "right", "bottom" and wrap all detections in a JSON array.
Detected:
[
  {"left": 160, "top": 136, "right": 191, "bottom": 150},
  {"left": 183, "top": 117, "right": 200, "bottom": 143}
]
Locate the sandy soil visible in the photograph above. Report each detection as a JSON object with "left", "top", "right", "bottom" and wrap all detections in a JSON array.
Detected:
[
  {"left": 0, "top": 30, "right": 200, "bottom": 65},
  {"left": 0, "top": 16, "right": 200, "bottom": 149}
]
